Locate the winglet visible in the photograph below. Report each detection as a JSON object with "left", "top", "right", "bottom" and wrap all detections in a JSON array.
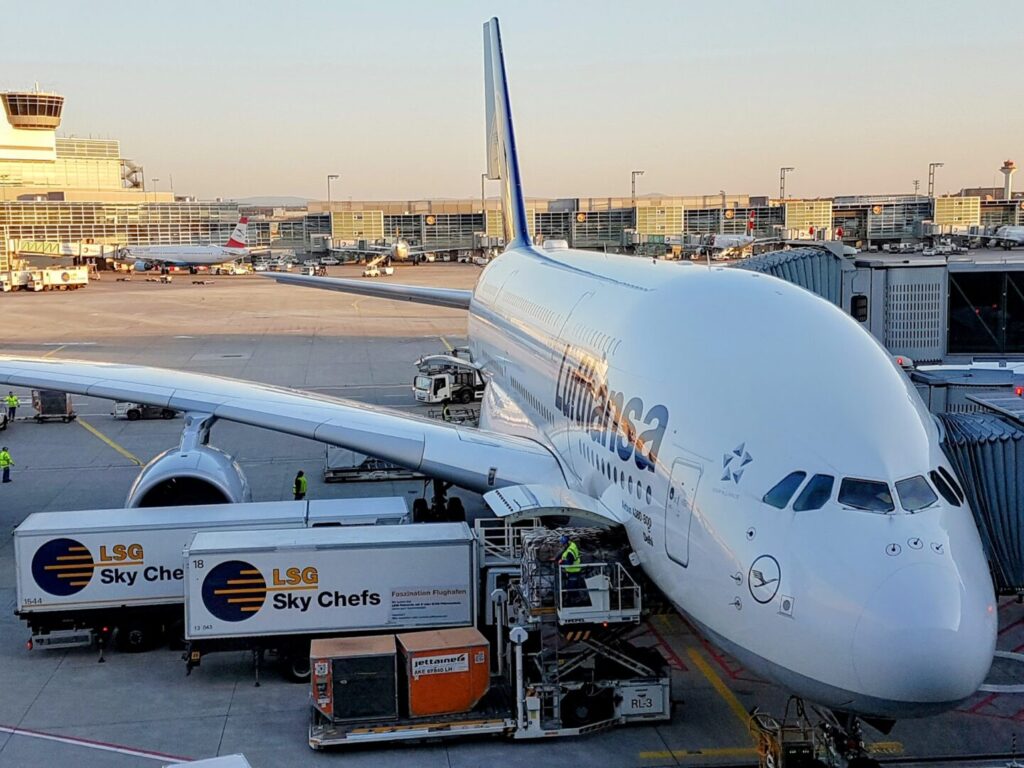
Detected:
[{"left": 483, "top": 18, "right": 531, "bottom": 250}]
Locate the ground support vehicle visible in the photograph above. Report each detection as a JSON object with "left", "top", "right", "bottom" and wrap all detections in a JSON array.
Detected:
[
  {"left": 307, "top": 520, "right": 670, "bottom": 748},
  {"left": 323, "top": 446, "right": 425, "bottom": 483},
  {"left": 113, "top": 401, "right": 178, "bottom": 421},
  {"left": 183, "top": 523, "right": 476, "bottom": 681},
  {"left": 413, "top": 351, "right": 486, "bottom": 405},
  {"left": 14, "top": 498, "right": 408, "bottom": 654},
  {"left": 31, "top": 389, "right": 75, "bottom": 422}
]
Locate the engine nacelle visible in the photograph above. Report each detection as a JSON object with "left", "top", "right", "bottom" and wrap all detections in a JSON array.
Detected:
[
  {"left": 125, "top": 444, "right": 251, "bottom": 507},
  {"left": 134, "top": 260, "right": 151, "bottom": 272}
]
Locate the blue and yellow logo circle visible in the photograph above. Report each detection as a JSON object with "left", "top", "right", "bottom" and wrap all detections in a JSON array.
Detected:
[
  {"left": 32, "top": 538, "right": 95, "bottom": 596},
  {"left": 202, "top": 560, "right": 267, "bottom": 622}
]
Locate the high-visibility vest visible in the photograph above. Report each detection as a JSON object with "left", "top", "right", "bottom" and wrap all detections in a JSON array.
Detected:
[
  {"left": 560, "top": 541, "right": 581, "bottom": 574},
  {"left": 295, "top": 475, "right": 308, "bottom": 494},
  {"left": 4, "top": 395, "right": 17, "bottom": 408},
  {"left": 0, "top": 451, "right": 12, "bottom": 468}
]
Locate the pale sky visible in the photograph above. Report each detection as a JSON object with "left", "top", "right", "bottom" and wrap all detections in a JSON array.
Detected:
[{"left": 3, "top": 0, "right": 1022, "bottom": 202}]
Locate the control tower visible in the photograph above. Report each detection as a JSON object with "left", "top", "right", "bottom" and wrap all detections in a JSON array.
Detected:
[
  {"left": 0, "top": 91, "right": 64, "bottom": 131},
  {"left": 1000, "top": 160, "right": 1017, "bottom": 200}
]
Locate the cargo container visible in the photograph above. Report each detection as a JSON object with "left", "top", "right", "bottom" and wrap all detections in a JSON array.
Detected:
[
  {"left": 311, "top": 636, "right": 398, "bottom": 723},
  {"left": 14, "top": 498, "right": 409, "bottom": 652},
  {"left": 399, "top": 627, "right": 490, "bottom": 717},
  {"left": 183, "top": 523, "right": 476, "bottom": 680}
]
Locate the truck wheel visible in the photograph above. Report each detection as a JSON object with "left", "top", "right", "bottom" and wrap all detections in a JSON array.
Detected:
[
  {"left": 115, "top": 621, "right": 163, "bottom": 653},
  {"left": 127, "top": 410, "right": 141, "bottom": 421},
  {"left": 161, "top": 410, "right": 175, "bottom": 419},
  {"left": 283, "top": 655, "right": 311, "bottom": 683},
  {"left": 458, "top": 389, "right": 473, "bottom": 404}
]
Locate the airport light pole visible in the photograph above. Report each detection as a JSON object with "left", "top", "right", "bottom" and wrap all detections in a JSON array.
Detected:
[
  {"left": 779, "top": 167, "right": 794, "bottom": 201},
  {"left": 719, "top": 189, "right": 726, "bottom": 234},
  {"left": 631, "top": 170, "right": 644, "bottom": 223},
  {"left": 913, "top": 179, "right": 920, "bottom": 195},
  {"left": 928, "top": 163, "right": 943, "bottom": 198},
  {"left": 326, "top": 174, "right": 339, "bottom": 207},
  {"left": 152, "top": 178, "right": 159, "bottom": 204}
]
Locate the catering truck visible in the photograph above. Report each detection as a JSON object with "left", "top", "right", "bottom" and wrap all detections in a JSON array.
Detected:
[
  {"left": 183, "top": 523, "right": 475, "bottom": 680},
  {"left": 14, "top": 498, "right": 409, "bottom": 653}
]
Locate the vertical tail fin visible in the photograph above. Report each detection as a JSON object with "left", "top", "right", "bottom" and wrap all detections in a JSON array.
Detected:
[
  {"left": 483, "top": 18, "right": 531, "bottom": 250},
  {"left": 225, "top": 217, "right": 248, "bottom": 249}
]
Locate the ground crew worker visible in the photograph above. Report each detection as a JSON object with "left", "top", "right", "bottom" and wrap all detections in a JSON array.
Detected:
[
  {"left": 5, "top": 391, "right": 18, "bottom": 421},
  {"left": 442, "top": 402, "right": 452, "bottom": 422},
  {"left": 558, "top": 534, "right": 583, "bottom": 605},
  {"left": 0, "top": 446, "right": 12, "bottom": 483},
  {"left": 294, "top": 470, "right": 307, "bottom": 501}
]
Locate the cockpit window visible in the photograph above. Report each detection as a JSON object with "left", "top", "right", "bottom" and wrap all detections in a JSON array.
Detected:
[
  {"left": 936, "top": 466, "right": 965, "bottom": 504},
  {"left": 838, "top": 478, "right": 895, "bottom": 513},
  {"left": 793, "top": 474, "right": 834, "bottom": 511},
  {"left": 930, "top": 469, "right": 961, "bottom": 507},
  {"left": 763, "top": 471, "right": 806, "bottom": 509},
  {"left": 895, "top": 475, "right": 938, "bottom": 511}
]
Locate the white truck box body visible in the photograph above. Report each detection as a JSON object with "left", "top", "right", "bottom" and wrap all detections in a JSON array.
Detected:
[
  {"left": 184, "top": 523, "right": 474, "bottom": 640},
  {"left": 15, "top": 498, "right": 409, "bottom": 615},
  {"left": 306, "top": 497, "right": 409, "bottom": 526}
]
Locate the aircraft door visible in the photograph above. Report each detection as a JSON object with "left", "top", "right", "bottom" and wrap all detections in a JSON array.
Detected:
[{"left": 665, "top": 459, "right": 702, "bottom": 568}]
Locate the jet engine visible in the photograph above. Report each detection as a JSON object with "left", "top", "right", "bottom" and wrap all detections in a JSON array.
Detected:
[
  {"left": 133, "top": 260, "right": 151, "bottom": 272},
  {"left": 124, "top": 412, "right": 251, "bottom": 507}
]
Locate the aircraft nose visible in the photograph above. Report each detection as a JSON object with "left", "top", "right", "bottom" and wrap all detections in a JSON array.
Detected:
[{"left": 852, "top": 561, "right": 995, "bottom": 714}]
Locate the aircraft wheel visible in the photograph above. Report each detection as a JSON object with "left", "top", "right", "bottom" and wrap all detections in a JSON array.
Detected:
[
  {"left": 446, "top": 496, "right": 466, "bottom": 523},
  {"left": 412, "top": 498, "right": 429, "bottom": 523}
]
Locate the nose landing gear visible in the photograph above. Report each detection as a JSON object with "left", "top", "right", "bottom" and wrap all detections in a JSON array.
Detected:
[{"left": 748, "top": 698, "right": 885, "bottom": 768}]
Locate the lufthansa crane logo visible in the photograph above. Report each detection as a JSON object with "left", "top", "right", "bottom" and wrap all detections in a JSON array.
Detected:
[
  {"left": 748, "top": 555, "right": 781, "bottom": 604},
  {"left": 201, "top": 560, "right": 267, "bottom": 622},
  {"left": 32, "top": 538, "right": 95, "bottom": 596},
  {"left": 721, "top": 443, "right": 753, "bottom": 484}
]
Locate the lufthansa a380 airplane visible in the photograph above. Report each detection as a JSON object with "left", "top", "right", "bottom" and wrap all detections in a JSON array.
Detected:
[{"left": 0, "top": 17, "right": 996, "bottom": 743}]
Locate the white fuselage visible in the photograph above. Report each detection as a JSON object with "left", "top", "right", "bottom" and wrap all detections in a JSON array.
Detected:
[
  {"left": 468, "top": 245, "right": 996, "bottom": 719},
  {"left": 125, "top": 245, "right": 248, "bottom": 267}
]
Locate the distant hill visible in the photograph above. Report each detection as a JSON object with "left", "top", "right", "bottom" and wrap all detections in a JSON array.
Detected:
[{"left": 231, "top": 196, "right": 311, "bottom": 207}]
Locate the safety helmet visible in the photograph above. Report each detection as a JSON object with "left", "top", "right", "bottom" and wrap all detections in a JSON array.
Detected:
[{"left": 559, "top": 534, "right": 569, "bottom": 545}]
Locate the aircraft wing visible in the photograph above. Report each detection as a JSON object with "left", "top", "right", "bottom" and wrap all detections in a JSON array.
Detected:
[
  {"left": 266, "top": 272, "right": 472, "bottom": 309},
  {"left": 0, "top": 357, "right": 565, "bottom": 493}
]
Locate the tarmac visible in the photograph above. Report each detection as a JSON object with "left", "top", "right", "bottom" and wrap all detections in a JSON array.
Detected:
[{"left": 0, "top": 263, "right": 1022, "bottom": 767}]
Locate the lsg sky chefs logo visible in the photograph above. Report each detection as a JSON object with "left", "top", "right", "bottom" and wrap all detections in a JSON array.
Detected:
[
  {"left": 200, "top": 560, "right": 381, "bottom": 622},
  {"left": 32, "top": 538, "right": 155, "bottom": 596}
]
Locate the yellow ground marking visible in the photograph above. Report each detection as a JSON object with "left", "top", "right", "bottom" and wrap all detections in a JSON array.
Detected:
[
  {"left": 686, "top": 646, "right": 751, "bottom": 727},
  {"left": 868, "top": 741, "right": 904, "bottom": 755},
  {"left": 439, "top": 336, "right": 454, "bottom": 352},
  {"left": 41, "top": 345, "right": 66, "bottom": 359},
  {"left": 77, "top": 418, "right": 143, "bottom": 466},
  {"left": 639, "top": 746, "right": 758, "bottom": 760}
]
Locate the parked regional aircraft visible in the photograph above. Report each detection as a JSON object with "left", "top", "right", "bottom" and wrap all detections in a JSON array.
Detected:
[
  {"left": 121, "top": 218, "right": 249, "bottom": 271},
  {"left": 0, "top": 18, "right": 996, "bottom": 762}
]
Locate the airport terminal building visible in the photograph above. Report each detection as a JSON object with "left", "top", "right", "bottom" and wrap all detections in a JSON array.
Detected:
[
  {"left": 2, "top": 88, "right": 1022, "bottom": 264},
  {"left": 0, "top": 90, "right": 239, "bottom": 269}
]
